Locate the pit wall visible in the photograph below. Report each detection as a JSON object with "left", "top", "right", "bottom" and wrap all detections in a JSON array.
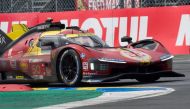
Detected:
[{"left": 0, "top": 6, "right": 190, "bottom": 55}]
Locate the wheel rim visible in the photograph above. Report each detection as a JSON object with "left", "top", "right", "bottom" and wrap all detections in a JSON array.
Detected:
[{"left": 61, "top": 54, "right": 78, "bottom": 82}]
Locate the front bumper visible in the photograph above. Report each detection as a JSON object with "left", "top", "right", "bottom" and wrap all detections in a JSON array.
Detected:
[{"left": 82, "top": 71, "right": 185, "bottom": 83}]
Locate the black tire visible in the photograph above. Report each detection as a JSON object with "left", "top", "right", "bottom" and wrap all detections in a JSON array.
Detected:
[
  {"left": 136, "top": 76, "right": 160, "bottom": 83},
  {"left": 0, "top": 72, "right": 6, "bottom": 80},
  {"left": 0, "top": 73, "right": 2, "bottom": 80},
  {"left": 58, "top": 49, "right": 82, "bottom": 86}
]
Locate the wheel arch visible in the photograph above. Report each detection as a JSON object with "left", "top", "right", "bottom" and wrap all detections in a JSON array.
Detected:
[{"left": 55, "top": 47, "right": 82, "bottom": 82}]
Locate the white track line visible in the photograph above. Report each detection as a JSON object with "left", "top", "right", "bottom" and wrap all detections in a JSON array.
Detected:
[
  {"left": 173, "top": 60, "right": 190, "bottom": 63},
  {"left": 37, "top": 88, "right": 174, "bottom": 109}
]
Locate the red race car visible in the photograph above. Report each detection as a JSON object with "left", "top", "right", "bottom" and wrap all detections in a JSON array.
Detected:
[{"left": 0, "top": 19, "right": 185, "bottom": 86}]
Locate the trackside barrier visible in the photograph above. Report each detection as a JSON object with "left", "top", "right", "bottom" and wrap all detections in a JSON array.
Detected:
[{"left": 0, "top": 6, "right": 190, "bottom": 55}]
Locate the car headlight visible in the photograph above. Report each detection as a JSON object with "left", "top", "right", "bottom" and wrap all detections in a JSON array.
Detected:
[
  {"left": 90, "top": 63, "right": 95, "bottom": 70},
  {"left": 98, "top": 58, "right": 127, "bottom": 63},
  {"left": 90, "top": 62, "right": 109, "bottom": 71},
  {"left": 160, "top": 54, "right": 174, "bottom": 61}
]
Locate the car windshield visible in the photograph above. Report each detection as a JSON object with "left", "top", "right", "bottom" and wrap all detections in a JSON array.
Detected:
[{"left": 69, "top": 36, "right": 109, "bottom": 48}]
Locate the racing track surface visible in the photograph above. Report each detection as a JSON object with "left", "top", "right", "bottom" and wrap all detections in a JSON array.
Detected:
[{"left": 73, "top": 55, "right": 190, "bottom": 109}]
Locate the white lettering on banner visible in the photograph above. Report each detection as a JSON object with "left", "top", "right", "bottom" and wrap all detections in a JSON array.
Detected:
[
  {"left": 176, "top": 14, "right": 190, "bottom": 46},
  {"left": 81, "top": 18, "right": 103, "bottom": 39},
  {"left": 139, "top": 16, "right": 152, "bottom": 40},
  {"left": 101, "top": 17, "right": 118, "bottom": 46},
  {"left": 60, "top": 19, "right": 79, "bottom": 27},
  {"left": 60, "top": 16, "right": 150, "bottom": 46},
  {"left": 87, "top": 0, "right": 140, "bottom": 9},
  {"left": 20, "top": 21, "right": 27, "bottom": 24},
  {"left": 12, "top": 21, "right": 19, "bottom": 25},
  {"left": 0, "top": 21, "right": 27, "bottom": 33},
  {"left": 119, "top": 17, "right": 128, "bottom": 46},
  {"left": 105, "top": 0, "right": 119, "bottom": 9},
  {"left": 12, "top": 21, "right": 27, "bottom": 25},
  {"left": 0, "top": 22, "right": 8, "bottom": 33},
  {"left": 130, "top": 17, "right": 138, "bottom": 42},
  {"left": 88, "top": 0, "right": 103, "bottom": 10},
  {"left": 119, "top": 16, "right": 150, "bottom": 46},
  {"left": 129, "top": 16, "right": 151, "bottom": 42},
  {"left": 88, "top": 0, "right": 120, "bottom": 10}
]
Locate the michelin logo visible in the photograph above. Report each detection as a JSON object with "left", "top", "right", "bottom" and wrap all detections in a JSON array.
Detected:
[{"left": 0, "top": 35, "right": 6, "bottom": 45}]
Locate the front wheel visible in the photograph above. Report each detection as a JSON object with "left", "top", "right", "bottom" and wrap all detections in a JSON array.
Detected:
[
  {"left": 136, "top": 76, "right": 160, "bottom": 83},
  {"left": 59, "top": 49, "right": 82, "bottom": 86}
]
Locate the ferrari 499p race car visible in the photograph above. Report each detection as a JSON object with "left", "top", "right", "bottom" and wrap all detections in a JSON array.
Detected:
[{"left": 0, "top": 19, "right": 185, "bottom": 86}]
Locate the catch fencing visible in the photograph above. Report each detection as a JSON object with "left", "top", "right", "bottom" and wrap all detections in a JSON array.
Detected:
[{"left": 0, "top": 0, "right": 190, "bottom": 13}]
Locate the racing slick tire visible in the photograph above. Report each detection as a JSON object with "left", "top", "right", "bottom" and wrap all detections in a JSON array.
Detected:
[
  {"left": 136, "top": 76, "right": 160, "bottom": 83},
  {"left": 0, "top": 73, "right": 2, "bottom": 80},
  {"left": 0, "top": 72, "right": 6, "bottom": 80},
  {"left": 59, "top": 49, "right": 82, "bottom": 86}
]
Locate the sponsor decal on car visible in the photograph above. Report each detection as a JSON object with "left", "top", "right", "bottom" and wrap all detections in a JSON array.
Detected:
[
  {"left": 10, "top": 60, "right": 17, "bottom": 69},
  {"left": 82, "top": 62, "right": 88, "bottom": 70},
  {"left": 7, "top": 75, "right": 13, "bottom": 80},
  {"left": 19, "top": 60, "right": 29, "bottom": 72},
  {"left": 29, "top": 59, "right": 43, "bottom": 63},
  {"left": 16, "top": 76, "right": 24, "bottom": 80},
  {"left": 80, "top": 53, "right": 86, "bottom": 59},
  {"left": 32, "top": 75, "right": 44, "bottom": 79},
  {"left": 31, "top": 64, "right": 46, "bottom": 76},
  {"left": 120, "top": 48, "right": 151, "bottom": 63}
]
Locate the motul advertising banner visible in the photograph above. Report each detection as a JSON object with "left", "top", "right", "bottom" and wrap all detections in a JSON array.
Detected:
[
  {"left": 0, "top": 6, "right": 190, "bottom": 54},
  {"left": 0, "top": 13, "right": 38, "bottom": 33}
]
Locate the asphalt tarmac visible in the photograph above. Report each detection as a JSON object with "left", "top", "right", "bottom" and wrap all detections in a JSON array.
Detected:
[{"left": 75, "top": 55, "right": 190, "bottom": 109}]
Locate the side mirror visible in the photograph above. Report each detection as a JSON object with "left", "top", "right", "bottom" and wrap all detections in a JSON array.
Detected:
[{"left": 121, "top": 36, "right": 132, "bottom": 44}]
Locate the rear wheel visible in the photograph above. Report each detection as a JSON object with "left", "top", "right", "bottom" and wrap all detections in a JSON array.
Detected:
[
  {"left": 58, "top": 49, "right": 82, "bottom": 86},
  {"left": 136, "top": 76, "right": 160, "bottom": 83}
]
